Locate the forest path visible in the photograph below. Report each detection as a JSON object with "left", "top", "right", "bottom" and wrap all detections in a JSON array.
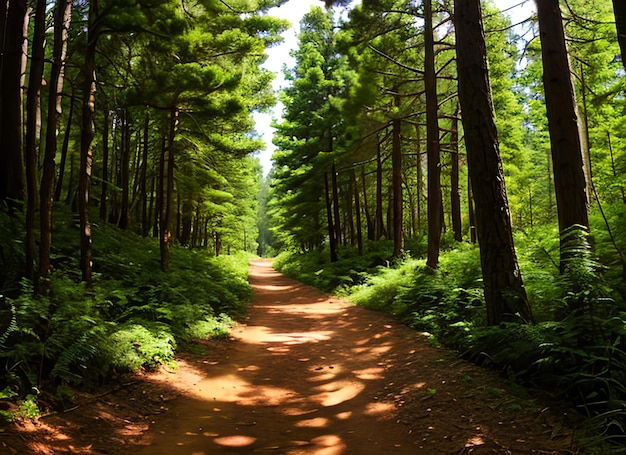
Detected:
[{"left": 4, "top": 260, "right": 577, "bottom": 454}]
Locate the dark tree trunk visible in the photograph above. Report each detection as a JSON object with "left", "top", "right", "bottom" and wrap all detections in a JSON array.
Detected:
[
  {"left": 54, "top": 90, "right": 74, "bottom": 202},
  {"left": 141, "top": 110, "right": 150, "bottom": 236},
  {"left": 100, "top": 107, "right": 110, "bottom": 222},
  {"left": 160, "top": 108, "right": 178, "bottom": 271},
  {"left": 324, "top": 171, "right": 338, "bottom": 262},
  {"left": 375, "top": 141, "right": 385, "bottom": 240},
  {"left": 118, "top": 109, "right": 131, "bottom": 229},
  {"left": 78, "top": 2, "right": 99, "bottom": 286},
  {"left": 361, "top": 167, "right": 374, "bottom": 240},
  {"left": 468, "top": 172, "right": 477, "bottom": 243},
  {"left": 536, "top": 0, "right": 590, "bottom": 269},
  {"left": 391, "top": 115, "right": 403, "bottom": 259},
  {"left": 40, "top": 0, "right": 72, "bottom": 285},
  {"left": 415, "top": 124, "right": 423, "bottom": 230},
  {"left": 0, "top": 0, "right": 27, "bottom": 205},
  {"left": 425, "top": 0, "right": 442, "bottom": 268},
  {"left": 351, "top": 168, "right": 363, "bottom": 255},
  {"left": 331, "top": 162, "right": 341, "bottom": 247},
  {"left": 455, "top": 0, "right": 534, "bottom": 325},
  {"left": 613, "top": 0, "right": 626, "bottom": 70},
  {"left": 450, "top": 105, "right": 462, "bottom": 241},
  {"left": 24, "top": 1, "right": 45, "bottom": 280}
]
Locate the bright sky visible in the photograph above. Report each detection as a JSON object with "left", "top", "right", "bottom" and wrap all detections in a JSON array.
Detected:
[{"left": 252, "top": 0, "right": 536, "bottom": 176}]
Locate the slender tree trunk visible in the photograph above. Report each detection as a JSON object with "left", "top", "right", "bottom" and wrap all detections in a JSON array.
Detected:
[
  {"left": 536, "top": 0, "right": 589, "bottom": 269},
  {"left": 100, "top": 106, "right": 110, "bottom": 222},
  {"left": 24, "top": 1, "right": 45, "bottom": 280},
  {"left": 40, "top": 0, "right": 72, "bottom": 285},
  {"left": 78, "top": 1, "right": 99, "bottom": 285},
  {"left": 613, "top": 0, "right": 626, "bottom": 70},
  {"left": 324, "top": 171, "right": 338, "bottom": 262},
  {"left": 160, "top": 108, "right": 177, "bottom": 272},
  {"left": 351, "top": 168, "right": 363, "bottom": 255},
  {"left": 141, "top": 110, "right": 150, "bottom": 236},
  {"left": 455, "top": 0, "right": 534, "bottom": 325},
  {"left": 391, "top": 114, "right": 403, "bottom": 259},
  {"left": 425, "top": 0, "right": 442, "bottom": 268},
  {"left": 375, "top": 141, "right": 385, "bottom": 240},
  {"left": 54, "top": 90, "right": 74, "bottom": 202},
  {"left": 0, "top": 0, "right": 27, "bottom": 205},
  {"left": 118, "top": 109, "right": 131, "bottom": 229},
  {"left": 450, "top": 105, "right": 462, "bottom": 241},
  {"left": 415, "top": 124, "right": 423, "bottom": 230},
  {"left": 607, "top": 132, "right": 626, "bottom": 203},
  {"left": 361, "top": 167, "right": 374, "bottom": 240},
  {"left": 468, "top": 172, "right": 476, "bottom": 243},
  {"left": 331, "top": 161, "right": 341, "bottom": 247}
]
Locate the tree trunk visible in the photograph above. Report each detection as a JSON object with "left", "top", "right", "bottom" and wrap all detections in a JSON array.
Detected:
[
  {"left": 455, "top": 0, "right": 534, "bottom": 325},
  {"left": 0, "top": 0, "right": 27, "bottom": 205},
  {"left": 331, "top": 161, "right": 341, "bottom": 247},
  {"left": 78, "top": 2, "right": 99, "bottom": 285},
  {"left": 351, "top": 168, "right": 363, "bottom": 255},
  {"left": 40, "top": 0, "right": 72, "bottom": 285},
  {"left": 375, "top": 141, "right": 385, "bottom": 240},
  {"left": 24, "top": 1, "right": 45, "bottom": 280},
  {"left": 54, "top": 90, "right": 74, "bottom": 202},
  {"left": 118, "top": 109, "right": 131, "bottom": 229},
  {"left": 536, "top": 0, "right": 589, "bottom": 269},
  {"left": 468, "top": 172, "right": 476, "bottom": 243},
  {"left": 324, "top": 171, "right": 338, "bottom": 262},
  {"left": 415, "top": 124, "right": 423, "bottom": 230},
  {"left": 160, "top": 108, "right": 178, "bottom": 272},
  {"left": 392, "top": 114, "right": 403, "bottom": 258},
  {"left": 141, "top": 110, "right": 150, "bottom": 236},
  {"left": 361, "top": 167, "right": 374, "bottom": 240},
  {"left": 450, "top": 104, "right": 462, "bottom": 241},
  {"left": 613, "top": 0, "right": 626, "bottom": 70},
  {"left": 425, "top": 0, "right": 443, "bottom": 268},
  {"left": 100, "top": 106, "right": 110, "bottom": 222}
]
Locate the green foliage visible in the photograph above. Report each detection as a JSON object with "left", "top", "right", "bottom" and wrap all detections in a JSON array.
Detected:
[{"left": 0, "top": 216, "right": 252, "bottom": 405}]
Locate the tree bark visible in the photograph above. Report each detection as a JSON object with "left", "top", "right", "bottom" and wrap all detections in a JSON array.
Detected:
[
  {"left": 613, "top": 0, "right": 626, "bottom": 70},
  {"left": 141, "top": 110, "right": 150, "bottom": 236},
  {"left": 536, "top": 0, "right": 590, "bottom": 269},
  {"left": 118, "top": 109, "right": 131, "bottom": 229},
  {"left": 331, "top": 161, "right": 341, "bottom": 247},
  {"left": 24, "top": 2, "right": 44, "bottom": 280},
  {"left": 391, "top": 114, "right": 403, "bottom": 259},
  {"left": 375, "top": 141, "right": 385, "bottom": 240},
  {"left": 0, "top": 0, "right": 27, "bottom": 205},
  {"left": 78, "top": 0, "right": 100, "bottom": 285},
  {"left": 160, "top": 108, "right": 178, "bottom": 272},
  {"left": 361, "top": 167, "right": 374, "bottom": 241},
  {"left": 455, "top": 0, "right": 534, "bottom": 325},
  {"left": 324, "top": 171, "right": 338, "bottom": 262},
  {"left": 40, "top": 0, "right": 72, "bottom": 284},
  {"left": 425, "top": 0, "right": 443, "bottom": 268},
  {"left": 351, "top": 168, "right": 363, "bottom": 255},
  {"left": 100, "top": 106, "right": 110, "bottom": 222},
  {"left": 450, "top": 104, "right": 462, "bottom": 241},
  {"left": 54, "top": 90, "right": 74, "bottom": 202}
]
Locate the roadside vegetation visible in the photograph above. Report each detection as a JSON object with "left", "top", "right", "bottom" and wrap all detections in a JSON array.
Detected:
[
  {"left": 0, "top": 207, "right": 252, "bottom": 421},
  {"left": 274, "top": 220, "right": 626, "bottom": 452}
]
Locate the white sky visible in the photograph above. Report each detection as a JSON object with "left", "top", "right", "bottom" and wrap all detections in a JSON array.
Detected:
[{"left": 252, "top": 0, "right": 536, "bottom": 176}]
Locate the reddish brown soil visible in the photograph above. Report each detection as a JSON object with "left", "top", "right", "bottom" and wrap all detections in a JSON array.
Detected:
[{"left": 2, "top": 259, "right": 581, "bottom": 454}]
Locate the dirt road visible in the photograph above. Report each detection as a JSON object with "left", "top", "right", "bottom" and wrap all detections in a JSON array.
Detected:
[{"left": 3, "top": 259, "right": 578, "bottom": 454}]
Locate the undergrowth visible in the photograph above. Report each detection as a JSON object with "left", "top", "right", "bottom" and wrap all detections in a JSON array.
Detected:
[
  {"left": 0, "top": 208, "right": 252, "bottom": 420},
  {"left": 274, "top": 225, "right": 626, "bottom": 452}
]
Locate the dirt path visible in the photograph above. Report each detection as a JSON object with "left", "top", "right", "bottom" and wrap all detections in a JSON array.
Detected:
[{"left": 3, "top": 260, "right": 579, "bottom": 454}]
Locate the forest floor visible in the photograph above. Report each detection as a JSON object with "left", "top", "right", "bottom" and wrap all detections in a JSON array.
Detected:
[{"left": 2, "top": 259, "right": 582, "bottom": 454}]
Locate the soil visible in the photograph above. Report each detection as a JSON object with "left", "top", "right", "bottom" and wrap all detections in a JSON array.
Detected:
[{"left": 1, "top": 259, "right": 581, "bottom": 454}]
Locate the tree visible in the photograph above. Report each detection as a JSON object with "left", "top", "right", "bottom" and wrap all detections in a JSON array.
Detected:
[
  {"left": 612, "top": 0, "right": 626, "bottom": 68},
  {"left": 424, "top": 0, "right": 442, "bottom": 267},
  {"left": 454, "top": 0, "right": 534, "bottom": 324},
  {"left": 535, "top": 0, "right": 590, "bottom": 269},
  {"left": 0, "top": 0, "right": 27, "bottom": 206}
]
